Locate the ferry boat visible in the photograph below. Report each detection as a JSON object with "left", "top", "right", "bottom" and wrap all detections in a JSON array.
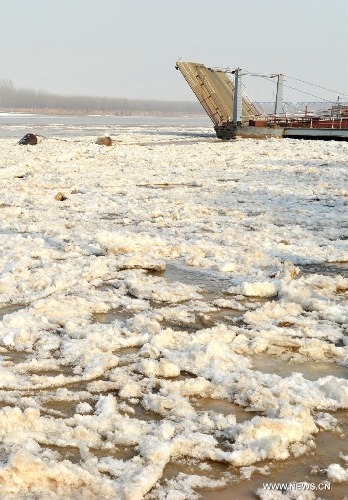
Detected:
[{"left": 175, "top": 60, "right": 348, "bottom": 140}]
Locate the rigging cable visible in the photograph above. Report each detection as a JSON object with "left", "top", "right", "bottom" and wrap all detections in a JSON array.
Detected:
[
  {"left": 247, "top": 73, "right": 339, "bottom": 103},
  {"left": 216, "top": 67, "right": 347, "bottom": 100},
  {"left": 220, "top": 68, "right": 347, "bottom": 111},
  {"left": 284, "top": 75, "right": 348, "bottom": 100}
]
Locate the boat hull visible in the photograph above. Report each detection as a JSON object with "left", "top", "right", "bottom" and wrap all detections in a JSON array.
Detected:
[{"left": 225, "top": 125, "right": 348, "bottom": 141}]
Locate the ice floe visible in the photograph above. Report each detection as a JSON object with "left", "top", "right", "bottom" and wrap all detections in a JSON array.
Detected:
[{"left": 0, "top": 126, "right": 347, "bottom": 499}]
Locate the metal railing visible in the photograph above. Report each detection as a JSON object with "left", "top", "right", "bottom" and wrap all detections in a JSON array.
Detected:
[{"left": 247, "top": 115, "right": 348, "bottom": 130}]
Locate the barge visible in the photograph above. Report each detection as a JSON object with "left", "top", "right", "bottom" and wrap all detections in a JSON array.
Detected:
[{"left": 175, "top": 60, "right": 348, "bottom": 140}]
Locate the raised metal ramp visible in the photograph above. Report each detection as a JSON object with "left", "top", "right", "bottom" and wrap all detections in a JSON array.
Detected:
[{"left": 175, "top": 60, "right": 261, "bottom": 138}]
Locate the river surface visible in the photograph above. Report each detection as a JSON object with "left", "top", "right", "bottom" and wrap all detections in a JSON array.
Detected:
[{"left": 0, "top": 113, "right": 212, "bottom": 138}]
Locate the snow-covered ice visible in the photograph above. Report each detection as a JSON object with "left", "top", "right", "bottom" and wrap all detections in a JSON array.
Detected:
[{"left": 0, "top": 124, "right": 347, "bottom": 499}]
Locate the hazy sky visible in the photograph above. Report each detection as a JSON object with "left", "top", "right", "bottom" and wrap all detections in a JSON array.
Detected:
[{"left": 0, "top": 0, "right": 347, "bottom": 104}]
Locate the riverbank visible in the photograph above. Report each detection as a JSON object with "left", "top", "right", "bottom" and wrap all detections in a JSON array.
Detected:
[{"left": 0, "top": 108, "right": 205, "bottom": 117}]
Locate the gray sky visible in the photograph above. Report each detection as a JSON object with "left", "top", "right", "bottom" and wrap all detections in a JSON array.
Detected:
[{"left": 0, "top": 0, "right": 347, "bottom": 104}]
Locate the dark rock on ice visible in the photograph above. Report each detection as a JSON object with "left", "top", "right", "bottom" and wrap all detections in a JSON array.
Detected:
[
  {"left": 55, "top": 192, "right": 67, "bottom": 201},
  {"left": 96, "top": 136, "right": 112, "bottom": 146},
  {"left": 18, "top": 133, "right": 38, "bottom": 146}
]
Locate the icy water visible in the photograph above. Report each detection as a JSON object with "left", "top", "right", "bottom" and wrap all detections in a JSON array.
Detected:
[
  {"left": 94, "top": 261, "right": 348, "bottom": 499},
  {"left": 0, "top": 113, "right": 211, "bottom": 138},
  {"left": 299, "top": 262, "right": 348, "bottom": 279},
  {"left": 0, "top": 115, "right": 347, "bottom": 499},
  {"left": 1, "top": 258, "right": 347, "bottom": 499}
]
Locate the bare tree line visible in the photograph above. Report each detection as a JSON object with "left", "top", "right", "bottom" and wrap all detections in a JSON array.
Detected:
[{"left": 0, "top": 79, "right": 202, "bottom": 115}]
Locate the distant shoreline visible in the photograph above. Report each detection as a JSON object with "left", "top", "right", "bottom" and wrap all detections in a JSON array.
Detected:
[{"left": 0, "top": 108, "right": 206, "bottom": 117}]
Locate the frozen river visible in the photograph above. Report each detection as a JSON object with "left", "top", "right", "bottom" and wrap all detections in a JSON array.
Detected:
[
  {"left": 0, "top": 113, "right": 211, "bottom": 138},
  {"left": 0, "top": 115, "right": 347, "bottom": 499}
]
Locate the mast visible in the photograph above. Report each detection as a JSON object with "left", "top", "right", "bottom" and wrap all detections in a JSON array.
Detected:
[
  {"left": 233, "top": 68, "right": 242, "bottom": 126},
  {"left": 274, "top": 74, "right": 283, "bottom": 115}
]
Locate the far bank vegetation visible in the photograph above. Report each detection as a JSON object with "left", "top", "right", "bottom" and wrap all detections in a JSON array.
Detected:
[{"left": 0, "top": 79, "right": 202, "bottom": 116}]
